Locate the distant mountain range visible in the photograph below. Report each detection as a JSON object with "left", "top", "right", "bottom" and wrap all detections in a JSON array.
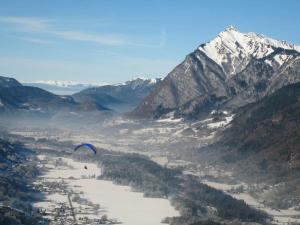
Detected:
[
  {"left": 133, "top": 26, "right": 300, "bottom": 119},
  {"left": 73, "top": 77, "right": 161, "bottom": 113},
  {"left": 0, "top": 76, "right": 109, "bottom": 118},
  {"left": 23, "top": 80, "right": 105, "bottom": 95},
  {"left": 0, "top": 76, "right": 161, "bottom": 117}
]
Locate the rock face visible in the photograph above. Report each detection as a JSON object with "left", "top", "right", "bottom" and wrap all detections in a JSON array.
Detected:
[
  {"left": 73, "top": 77, "right": 161, "bottom": 113},
  {"left": 133, "top": 26, "right": 300, "bottom": 119}
]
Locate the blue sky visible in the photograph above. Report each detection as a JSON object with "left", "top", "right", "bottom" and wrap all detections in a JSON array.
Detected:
[{"left": 0, "top": 0, "right": 299, "bottom": 84}]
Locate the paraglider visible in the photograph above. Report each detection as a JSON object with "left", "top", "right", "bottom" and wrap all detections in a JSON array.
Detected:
[
  {"left": 74, "top": 143, "right": 97, "bottom": 155},
  {"left": 74, "top": 143, "right": 97, "bottom": 169}
]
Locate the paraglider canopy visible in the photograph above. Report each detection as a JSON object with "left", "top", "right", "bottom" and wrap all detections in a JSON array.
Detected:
[{"left": 74, "top": 143, "right": 97, "bottom": 155}]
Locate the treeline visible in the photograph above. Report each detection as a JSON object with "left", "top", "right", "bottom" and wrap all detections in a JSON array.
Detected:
[
  {"left": 98, "top": 153, "right": 269, "bottom": 225},
  {"left": 173, "top": 176, "right": 268, "bottom": 223},
  {"left": 0, "top": 206, "right": 45, "bottom": 225},
  {"left": 99, "top": 153, "right": 181, "bottom": 197}
]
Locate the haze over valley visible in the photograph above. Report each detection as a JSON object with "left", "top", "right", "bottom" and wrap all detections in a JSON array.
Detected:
[{"left": 0, "top": 1, "right": 300, "bottom": 225}]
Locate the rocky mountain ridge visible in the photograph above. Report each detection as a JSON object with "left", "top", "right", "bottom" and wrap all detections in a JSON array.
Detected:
[{"left": 133, "top": 27, "right": 300, "bottom": 119}]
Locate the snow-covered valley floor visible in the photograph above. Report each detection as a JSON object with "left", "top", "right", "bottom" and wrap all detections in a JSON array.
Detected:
[{"left": 33, "top": 155, "right": 179, "bottom": 225}]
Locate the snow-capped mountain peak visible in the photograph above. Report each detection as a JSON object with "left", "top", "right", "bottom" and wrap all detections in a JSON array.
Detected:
[
  {"left": 24, "top": 78, "right": 161, "bottom": 94},
  {"left": 111, "top": 77, "right": 162, "bottom": 89},
  {"left": 23, "top": 80, "right": 108, "bottom": 95},
  {"left": 225, "top": 25, "right": 238, "bottom": 32},
  {"left": 27, "top": 80, "right": 105, "bottom": 88},
  {"left": 124, "top": 77, "right": 161, "bottom": 88},
  {"left": 199, "top": 26, "right": 300, "bottom": 75}
]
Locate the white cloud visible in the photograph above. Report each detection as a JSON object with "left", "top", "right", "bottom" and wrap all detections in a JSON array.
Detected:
[
  {"left": 19, "top": 37, "right": 55, "bottom": 44},
  {"left": 52, "top": 30, "right": 129, "bottom": 46},
  {"left": 0, "top": 16, "right": 49, "bottom": 32},
  {"left": 0, "top": 16, "right": 166, "bottom": 47}
]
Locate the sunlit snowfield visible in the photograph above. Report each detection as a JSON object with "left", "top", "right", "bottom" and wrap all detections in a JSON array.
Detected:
[{"left": 33, "top": 155, "right": 179, "bottom": 225}]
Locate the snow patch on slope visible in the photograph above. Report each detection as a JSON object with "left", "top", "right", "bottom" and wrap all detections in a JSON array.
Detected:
[{"left": 207, "top": 115, "right": 234, "bottom": 129}]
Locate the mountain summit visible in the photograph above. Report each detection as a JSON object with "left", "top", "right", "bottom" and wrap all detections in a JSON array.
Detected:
[
  {"left": 199, "top": 26, "right": 300, "bottom": 75},
  {"left": 133, "top": 26, "right": 300, "bottom": 119}
]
